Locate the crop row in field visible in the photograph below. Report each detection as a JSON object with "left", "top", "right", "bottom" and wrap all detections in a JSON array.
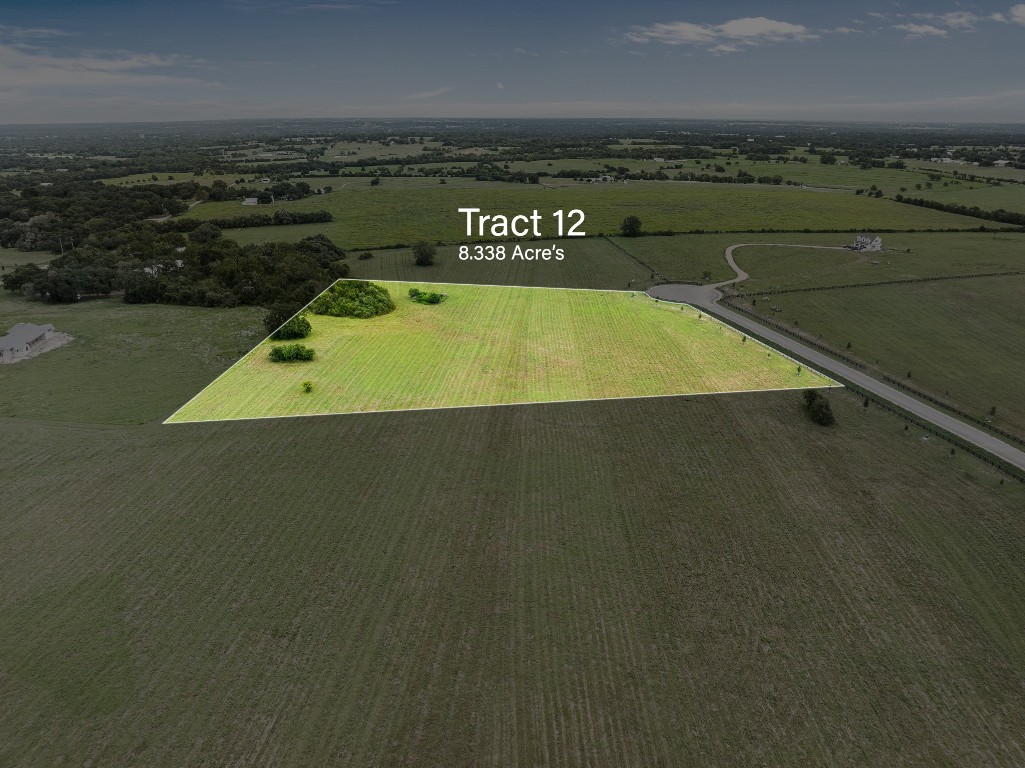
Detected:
[{"left": 168, "top": 281, "right": 834, "bottom": 422}]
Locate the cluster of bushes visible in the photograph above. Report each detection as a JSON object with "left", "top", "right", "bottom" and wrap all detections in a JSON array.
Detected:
[
  {"left": 408, "top": 288, "right": 446, "bottom": 304},
  {"left": 270, "top": 313, "right": 312, "bottom": 340},
  {"left": 269, "top": 343, "right": 315, "bottom": 362},
  {"left": 310, "top": 279, "right": 395, "bottom": 318},
  {"left": 803, "top": 390, "right": 835, "bottom": 426}
]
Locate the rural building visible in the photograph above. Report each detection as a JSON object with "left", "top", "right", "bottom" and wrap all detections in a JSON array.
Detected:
[
  {"left": 849, "top": 234, "right": 883, "bottom": 252},
  {"left": 0, "top": 322, "right": 54, "bottom": 362},
  {"left": 241, "top": 197, "right": 259, "bottom": 205}
]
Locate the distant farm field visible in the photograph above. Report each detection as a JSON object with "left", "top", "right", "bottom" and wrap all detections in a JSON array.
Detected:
[
  {"left": 168, "top": 281, "right": 833, "bottom": 422},
  {"left": 187, "top": 183, "right": 988, "bottom": 249},
  {"left": 344, "top": 238, "right": 652, "bottom": 289},
  {"left": 911, "top": 183, "right": 1025, "bottom": 211}
]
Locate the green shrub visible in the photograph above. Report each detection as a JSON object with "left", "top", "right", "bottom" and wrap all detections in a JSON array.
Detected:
[
  {"left": 270, "top": 313, "right": 312, "bottom": 340},
  {"left": 309, "top": 280, "right": 395, "bottom": 319},
  {"left": 409, "top": 287, "right": 446, "bottom": 305},
  {"left": 301, "top": 380, "right": 313, "bottom": 393},
  {"left": 269, "top": 343, "right": 315, "bottom": 362}
]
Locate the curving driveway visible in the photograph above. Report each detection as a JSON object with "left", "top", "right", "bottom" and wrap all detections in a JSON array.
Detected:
[{"left": 648, "top": 244, "right": 1025, "bottom": 473}]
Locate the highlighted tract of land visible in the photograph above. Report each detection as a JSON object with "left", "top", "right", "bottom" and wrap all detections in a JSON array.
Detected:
[{"left": 166, "top": 281, "right": 838, "bottom": 423}]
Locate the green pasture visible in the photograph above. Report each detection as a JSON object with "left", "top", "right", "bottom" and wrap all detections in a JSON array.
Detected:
[
  {"left": 0, "top": 294, "right": 262, "bottom": 424},
  {"left": 0, "top": 248, "right": 50, "bottom": 268},
  {"left": 745, "top": 275, "right": 1025, "bottom": 438},
  {"left": 344, "top": 238, "right": 652, "bottom": 289},
  {"left": 4, "top": 386, "right": 1024, "bottom": 765},
  {"left": 608, "top": 231, "right": 1025, "bottom": 290},
  {"left": 910, "top": 183, "right": 1025, "bottom": 211},
  {"left": 187, "top": 183, "right": 989, "bottom": 250},
  {"left": 168, "top": 280, "right": 833, "bottom": 422},
  {"left": 909, "top": 161, "right": 1025, "bottom": 183}
]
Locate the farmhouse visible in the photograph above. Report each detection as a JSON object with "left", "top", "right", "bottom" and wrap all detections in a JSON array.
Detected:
[
  {"left": 241, "top": 197, "right": 259, "bottom": 205},
  {"left": 848, "top": 234, "right": 883, "bottom": 252},
  {"left": 0, "top": 322, "right": 54, "bottom": 362}
]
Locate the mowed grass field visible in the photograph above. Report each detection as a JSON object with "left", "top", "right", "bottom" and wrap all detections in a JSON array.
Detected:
[
  {"left": 187, "top": 182, "right": 987, "bottom": 250},
  {"left": 746, "top": 276, "right": 1025, "bottom": 438},
  {"left": 169, "top": 281, "right": 832, "bottom": 422}
]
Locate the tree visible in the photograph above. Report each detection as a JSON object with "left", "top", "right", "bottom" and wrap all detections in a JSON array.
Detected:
[
  {"left": 620, "top": 215, "right": 642, "bottom": 237},
  {"left": 188, "top": 222, "right": 222, "bottom": 243},
  {"left": 819, "top": 153, "right": 837, "bottom": 165},
  {"left": 802, "top": 390, "right": 835, "bottom": 426},
  {"left": 413, "top": 241, "right": 436, "bottom": 266},
  {"left": 263, "top": 301, "right": 306, "bottom": 335},
  {"left": 270, "top": 313, "right": 312, "bottom": 340}
]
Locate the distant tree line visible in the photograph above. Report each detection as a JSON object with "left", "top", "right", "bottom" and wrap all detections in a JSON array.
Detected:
[{"left": 893, "top": 195, "right": 1025, "bottom": 227}]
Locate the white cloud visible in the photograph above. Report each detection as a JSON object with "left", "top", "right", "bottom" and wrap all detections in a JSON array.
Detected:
[
  {"left": 1009, "top": 4, "right": 1025, "bottom": 24},
  {"left": 403, "top": 85, "right": 452, "bottom": 100},
  {"left": 0, "top": 43, "right": 210, "bottom": 89},
  {"left": 911, "top": 11, "right": 981, "bottom": 30},
  {"left": 893, "top": 23, "right": 948, "bottom": 38},
  {"left": 512, "top": 47, "right": 540, "bottom": 57},
  {"left": 496, "top": 82, "right": 504, "bottom": 90},
  {"left": 937, "top": 12, "right": 981, "bottom": 30},
  {"left": 831, "top": 26, "right": 862, "bottom": 34},
  {"left": 625, "top": 16, "right": 816, "bottom": 53},
  {"left": 0, "top": 25, "right": 68, "bottom": 39}
]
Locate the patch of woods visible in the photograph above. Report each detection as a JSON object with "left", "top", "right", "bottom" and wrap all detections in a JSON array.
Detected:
[
  {"left": 309, "top": 280, "right": 395, "bottom": 319},
  {"left": 803, "top": 390, "right": 836, "bottom": 426},
  {"left": 0, "top": 180, "right": 197, "bottom": 252},
  {"left": 4, "top": 232, "right": 349, "bottom": 314}
]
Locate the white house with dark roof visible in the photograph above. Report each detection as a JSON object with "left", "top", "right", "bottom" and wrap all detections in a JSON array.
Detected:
[{"left": 0, "top": 323, "right": 55, "bottom": 362}]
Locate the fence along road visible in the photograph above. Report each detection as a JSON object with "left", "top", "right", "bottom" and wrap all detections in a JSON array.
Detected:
[{"left": 647, "top": 244, "right": 1025, "bottom": 474}]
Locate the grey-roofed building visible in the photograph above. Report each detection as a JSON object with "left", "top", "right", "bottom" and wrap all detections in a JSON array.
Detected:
[{"left": 0, "top": 322, "right": 55, "bottom": 362}]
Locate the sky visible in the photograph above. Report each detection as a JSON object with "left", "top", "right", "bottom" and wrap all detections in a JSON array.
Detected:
[{"left": 0, "top": 0, "right": 1023, "bottom": 124}]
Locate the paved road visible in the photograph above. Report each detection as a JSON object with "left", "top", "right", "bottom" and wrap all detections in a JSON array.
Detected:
[{"left": 648, "top": 244, "right": 1025, "bottom": 473}]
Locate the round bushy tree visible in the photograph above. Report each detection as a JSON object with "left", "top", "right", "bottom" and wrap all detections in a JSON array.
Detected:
[
  {"left": 270, "top": 313, "right": 312, "bottom": 340},
  {"left": 620, "top": 216, "right": 642, "bottom": 237},
  {"left": 413, "top": 241, "right": 436, "bottom": 266},
  {"left": 309, "top": 280, "right": 395, "bottom": 319}
]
